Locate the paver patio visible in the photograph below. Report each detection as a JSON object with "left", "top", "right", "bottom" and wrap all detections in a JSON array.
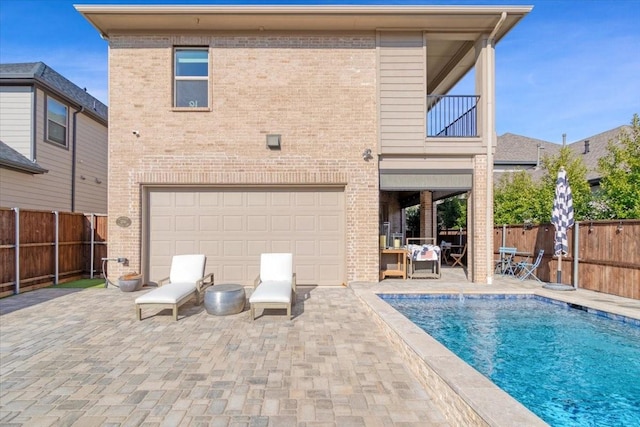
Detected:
[{"left": 2, "top": 268, "right": 638, "bottom": 426}]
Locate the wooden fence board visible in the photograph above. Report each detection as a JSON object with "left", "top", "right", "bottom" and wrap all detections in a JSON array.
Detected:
[
  {"left": 494, "top": 220, "right": 639, "bottom": 299},
  {"left": 0, "top": 209, "right": 108, "bottom": 296}
]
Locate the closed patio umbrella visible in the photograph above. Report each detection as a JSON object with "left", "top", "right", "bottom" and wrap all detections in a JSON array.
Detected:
[{"left": 550, "top": 167, "right": 574, "bottom": 285}]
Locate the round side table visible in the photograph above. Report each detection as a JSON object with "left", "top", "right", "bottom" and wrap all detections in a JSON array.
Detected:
[{"left": 204, "top": 284, "right": 246, "bottom": 315}]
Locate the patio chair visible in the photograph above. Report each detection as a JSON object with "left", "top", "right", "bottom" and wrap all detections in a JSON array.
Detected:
[
  {"left": 450, "top": 244, "right": 467, "bottom": 267},
  {"left": 135, "top": 254, "right": 214, "bottom": 321},
  {"left": 516, "top": 249, "right": 544, "bottom": 282},
  {"left": 249, "top": 253, "right": 296, "bottom": 320},
  {"left": 494, "top": 247, "right": 517, "bottom": 275}
]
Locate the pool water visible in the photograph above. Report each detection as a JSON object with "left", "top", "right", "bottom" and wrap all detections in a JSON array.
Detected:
[{"left": 381, "top": 295, "right": 640, "bottom": 427}]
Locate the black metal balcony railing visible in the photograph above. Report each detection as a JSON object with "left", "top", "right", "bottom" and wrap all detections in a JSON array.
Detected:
[{"left": 427, "top": 95, "right": 480, "bottom": 137}]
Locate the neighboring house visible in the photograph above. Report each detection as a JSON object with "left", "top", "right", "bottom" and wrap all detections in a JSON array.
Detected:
[
  {"left": 494, "top": 125, "right": 631, "bottom": 189},
  {"left": 0, "top": 62, "right": 108, "bottom": 213},
  {"left": 78, "top": 5, "right": 531, "bottom": 285}
]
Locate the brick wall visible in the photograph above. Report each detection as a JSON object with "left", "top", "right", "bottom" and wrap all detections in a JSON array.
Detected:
[{"left": 107, "top": 32, "right": 380, "bottom": 282}]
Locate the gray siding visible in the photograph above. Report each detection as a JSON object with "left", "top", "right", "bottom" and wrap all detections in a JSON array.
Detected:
[
  {"left": 0, "top": 88, "right": 108, "bottom": 213},
  {"left": 0, "top": 86, "right": 33, "bottom": 158},
  {"left": 378, "top": 32, "right": 426, "bottom": 153},
  {"left": 75, "top": 114, "right": 108, "bottom": 213}
]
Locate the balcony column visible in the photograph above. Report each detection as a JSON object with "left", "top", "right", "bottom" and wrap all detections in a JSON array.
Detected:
[{"left": 419, "top": 191, "right": 434, "bottom": 239}]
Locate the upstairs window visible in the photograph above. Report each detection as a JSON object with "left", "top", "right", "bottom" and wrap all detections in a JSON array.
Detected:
[
  {"left": 174, "top": 48, "right": 209, "bottom": 108},
  {"left": 46, "top": 96, "right": 68, "bottom": 146}
]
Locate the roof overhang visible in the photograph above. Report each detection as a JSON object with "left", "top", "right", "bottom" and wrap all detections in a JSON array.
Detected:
[
  {"left": 76, "top": 5, "right": 531, "bottom": 95},
  {"left": 75, "top": 5, "right": 532, "bottom": 35}
]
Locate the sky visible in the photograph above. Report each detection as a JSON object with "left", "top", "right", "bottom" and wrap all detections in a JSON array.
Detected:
[{"left": 1, "top": 0, "right": 639, "bottom": 143}]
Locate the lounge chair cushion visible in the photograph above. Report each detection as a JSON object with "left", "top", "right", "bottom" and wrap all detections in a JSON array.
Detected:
[
  {"left": 135, "top": 282, "right": 196, "bottom": 304},
  {"left": 249, "top": 280, "right": 292, "bottom": 304}
]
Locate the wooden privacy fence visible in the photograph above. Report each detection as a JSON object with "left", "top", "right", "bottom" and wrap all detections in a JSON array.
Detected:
[
  {"left": 0, "top": 208, "right": 107, "bottom": 297},
  {"left": 493, "top": 220, "right": 640, "bottom": 300}
]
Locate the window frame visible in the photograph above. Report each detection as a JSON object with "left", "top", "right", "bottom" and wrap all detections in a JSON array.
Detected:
[
  {"left": 173, "top": 47, "right": 210, "bottom": 110},
  {"left": 45, "top": 95, "right": 68, "bottom": 147}
]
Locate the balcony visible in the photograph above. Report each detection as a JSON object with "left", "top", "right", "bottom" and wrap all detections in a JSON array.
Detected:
[{"left": 427, "top": 95, "right": 480, "bottom": 138}]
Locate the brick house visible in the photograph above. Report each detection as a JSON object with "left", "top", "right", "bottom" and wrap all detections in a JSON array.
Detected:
[
  {"left": 0, "top": 62, "right": 108, "bottom": 213},
  {"left": 78, "top": 5, "right": 531, "bottom": 285}
]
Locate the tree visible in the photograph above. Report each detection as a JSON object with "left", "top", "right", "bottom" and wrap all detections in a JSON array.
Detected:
[
  {"left": 405, "top": 205, "right": 420, "bottom": 235},
  {"left": 539, "top": 145, "right": 592, "bottom": 222},
  {"left": 597, "top": 114, "right": 640, "bottom": 219},
  {"left": 493, "top": 171, "right": 542, "bottom": 224},
  {"left": 437, "top": 196, "right": 467, "bottom": 230}
]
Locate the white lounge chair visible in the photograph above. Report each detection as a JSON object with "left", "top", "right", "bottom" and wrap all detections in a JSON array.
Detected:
[
  {"left": 135, "top": 254, "right": 214, "bottom": 321},
  {"left": 249, "top": 253, "right": 296, "bottom": 320}
]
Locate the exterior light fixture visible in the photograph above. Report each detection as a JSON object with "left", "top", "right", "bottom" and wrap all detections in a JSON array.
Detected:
[{"left": 266, "top": 134, "right": 281, "bottom": 149}]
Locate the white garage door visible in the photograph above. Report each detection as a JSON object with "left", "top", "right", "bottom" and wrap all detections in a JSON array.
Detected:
[{"left": 147, "top": 187, "right": 346, "bottom": 286}]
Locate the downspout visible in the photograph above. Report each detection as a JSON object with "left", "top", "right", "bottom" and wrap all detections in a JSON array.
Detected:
[
  {"left": 71, "top": 107, "right": 85, "bottom": 212},
  {"left": 485, "top": 12, "right": 506, "bottom": 285}
]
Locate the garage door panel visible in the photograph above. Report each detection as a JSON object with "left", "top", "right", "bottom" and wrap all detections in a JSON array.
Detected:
[
  {"left": 175, "top": 192, "right": 196, "bottom": 207},
  {"left": 223, "top": 215, "right": 243, "bottom": 231},
  {"left": 150, "top": 216, "right": 172, "bottom": 231},
  {"left": 222, "top": 264, "right": 245, "bottom": 281},
  {"left": 270, "top": 216, "right": 290, "bottom": 231},
  {"left": 295, "top": 264, "right": 316, "bottom": 282},
  {"left": 223, "top": 241, "right": 244, "bottom": 256},
  {"left": 246, "top": 241, "right": 268, "bottom": 256},
  {"left": 271, "top": 240, "right": 293, "bottom": 253},
  {"left": 176, "top": 216, "right": 196, "bottom": 231},
  {"left": 295, "top": 240, "right": 316, "bottom": 256},
  {"left": 272, "top": 192, "right": 292, "bottom": 206},
  {"left": 175, "top": 240, "right": 197, "bottom": 254},
  {"left": 319, "top": 215, "right": 340, "bottom": 231},
  {"left": 247, "top": 215, "right": 268, "bottom": 231},
  {"left": 295, "top": 216, "right": 315, "bottom": 231},
  {"left": 199, "top": 192, "right": 220, "bottom": 206},
  {"left": 151, "top": 192, "right": 173, "bottom": 207},
  {"left": 295, "top": 192, "right": 315, "bottom": 206},
  {"left": 199, "top": 241, "right": 219, "bottom": 256},
  {"left": 224, "top": 193, "right": 243, "bottom": 206},
  {"left": 148, "top": 188, "right": 345, "bottom": 286},
  {"left": 319, "top": 241, "right": 339, "bottom": 255},
  {"left": 319, "top": 191, "right": 340, "bottom": 206},
  {"left": 247, "top": 192, "right": 268, "bottom": 206}
]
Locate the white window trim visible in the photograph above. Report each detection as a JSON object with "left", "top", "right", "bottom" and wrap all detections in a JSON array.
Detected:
[
  {"left": 173, "top": 47, "right": 210, "bottom": 109},
  {"left": 45, "top": 95, "right": 68, "bottom": 148}
]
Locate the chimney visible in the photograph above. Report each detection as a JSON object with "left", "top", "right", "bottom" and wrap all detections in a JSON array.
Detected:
[{"left": 584, "top": 139, "right": 590, "bottom": 154}]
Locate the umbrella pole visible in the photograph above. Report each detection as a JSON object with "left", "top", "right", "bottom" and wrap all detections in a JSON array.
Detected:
[{"left": 556, "top": 252, "right": 562, "bottom": 283}]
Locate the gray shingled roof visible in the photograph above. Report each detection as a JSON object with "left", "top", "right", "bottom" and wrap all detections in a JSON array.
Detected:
[
  {"left": 0, "top": 62, "right": 107, "bottom": 122},
  {"left": 0, "top": 140, "right": 48, "bottom": 174},
  {"left": 495, "top": 125, "right": 631, "bottom": 184}
]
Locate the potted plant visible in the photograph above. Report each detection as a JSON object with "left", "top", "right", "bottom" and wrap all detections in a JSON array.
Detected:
[{"left": 118, "top": 272, "right": 142, "bottom": 292}]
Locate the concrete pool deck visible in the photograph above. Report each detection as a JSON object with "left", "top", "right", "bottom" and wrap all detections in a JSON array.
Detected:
[{"left": 1, "top": 268, "right": 638, "bottom": 426}]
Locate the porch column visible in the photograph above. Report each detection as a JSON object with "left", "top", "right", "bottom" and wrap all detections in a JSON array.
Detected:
[
  {"left": 419, "top": 191, "right": 434, "bottom": 239},
  {"left": 474, "top": 34, "right": 496, "bottom": 284}
]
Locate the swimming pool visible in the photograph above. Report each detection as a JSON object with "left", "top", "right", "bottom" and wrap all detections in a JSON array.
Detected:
[{"left": 380, "top": 294, "right": 640, "bottom": 427}]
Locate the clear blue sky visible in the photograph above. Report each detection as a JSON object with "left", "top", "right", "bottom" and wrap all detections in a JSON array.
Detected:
[{"left": 1, "top": 0, "right": 639, "bottom": 143}]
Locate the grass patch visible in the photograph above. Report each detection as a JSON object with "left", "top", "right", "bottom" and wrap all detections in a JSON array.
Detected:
[{"left": 51, "top": 278, "right": 106, "bottom": 289}]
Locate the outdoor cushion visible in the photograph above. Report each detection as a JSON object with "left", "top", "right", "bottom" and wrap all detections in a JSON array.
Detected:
[
  {"left": 135, "top": 282, "right": 196, "bottom": 304},
  {"left": 249, "top": 280, "right": 292, "bottom": 304}
]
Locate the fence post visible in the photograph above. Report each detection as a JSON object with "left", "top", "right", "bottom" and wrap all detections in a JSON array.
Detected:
[
  {"left": 90, "top": 213, "right": 95, "bottom": 279},
  {"left": 53, "top": 211, "right": 59, "bottom": 285},
  {"left": 573, "top": 221, "right": 579, "bottom": 289},
  {"left": 502, "top": 224, "right": 506, "bottom": 248},
  {"left": 13, "top": 207, "right": 20, "bottom": 294}
]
